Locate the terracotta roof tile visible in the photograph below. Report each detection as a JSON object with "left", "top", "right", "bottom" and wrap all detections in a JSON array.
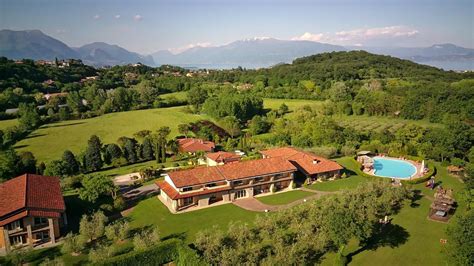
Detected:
[
  {"left": 0, "top": 174, "right": 66, "bottom": 221},
  {"left": 0, "top": 211, "right": 28, "bottom": 226},
  {"left": 217, "top": 157, "right": 297, "bottom": 180},
  {"left": 206, "top": 151, "right": 241, "bottom": 163},
  {"left": 167, "top": 157, "right": 297, "bottom": 188},
  {"left": 178, "top": 138, "right": 215, "bottom": 153},
  {"left": 167, "top": 166, "right": 225, "bottom": 188},
  {"left": 261, "top": 147, "right": 343, "bottom": 175}
]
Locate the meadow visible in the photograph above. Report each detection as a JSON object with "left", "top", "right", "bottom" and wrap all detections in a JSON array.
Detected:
[{"left": 14, "top": 106, "right": 207, "bottom": 162}]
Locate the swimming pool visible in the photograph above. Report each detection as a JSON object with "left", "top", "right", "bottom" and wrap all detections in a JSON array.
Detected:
[{"left": 373, "top": 157, "right": 417, "bottom": 179}]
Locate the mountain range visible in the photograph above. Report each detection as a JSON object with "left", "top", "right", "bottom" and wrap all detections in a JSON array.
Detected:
[
  {"left": 0, "top": 29, "right": 472, "bottom": 70},
  {"left": 0, "top": 30, "right": 154, "bottom": 66}
]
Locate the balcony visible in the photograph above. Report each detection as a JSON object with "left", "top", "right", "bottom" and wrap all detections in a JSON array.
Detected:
[{"left": 8, "top": 227, "right": 26, "bottom": 235}]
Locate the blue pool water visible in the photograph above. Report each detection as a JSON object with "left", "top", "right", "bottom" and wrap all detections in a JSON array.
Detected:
[{"left": 373, "top": 157, "right": 417, "bottom": 179}]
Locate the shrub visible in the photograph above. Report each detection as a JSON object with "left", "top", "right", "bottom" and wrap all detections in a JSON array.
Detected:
[
  {"left": 133, "top": 227, "right": 161, "bottom": 252},
  {"left": 105, "top": 221, "right": 130, "bottom": 242},
  {"left": 61, "top": 233, "right": 86, "bottom": 255},
  {"left": 310, "top": 146, "right": 338, "bottom": 158},
  {"left": 39, "top": 257, "right": 64, "bottom": 266},
  {"left": 89, "top": 244, "right": 117, "bottom": 264},
  {"left": 99, "top": 239, "right": 181, "bottom": 266},
  {"left": 79, "top": 211, "right": 107, "bottom": 242},
  {"left": 341, "top": 172, "right": 347, "bottom": 179},
  {"left": 402, "top": 163, "right": 436, "bottom": 185},
  {"left": 113, "top": 196, "right": 126, "bottom": 211}
]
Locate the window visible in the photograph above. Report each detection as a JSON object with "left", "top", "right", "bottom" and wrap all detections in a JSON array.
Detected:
[
  {"left": 7, "top": 220, "right": 22, "bottom": 231},
  {"left": 182, "top": 187, "right": 192, "bottom": 192},
  {"left": 35, "top": 231, "right": 50, "bottom": 241},
  {"left": 10, "top": 236, "right": 23, "bottom": 246},
  {"left": 183, "top": 197, "right": 193, "bottom": 206},
  {"left": 235, "top": 190, "right": 247, "bottom": 199},
  {"left": 205, "top": 183, "right": 216, "bottom": 188},
  {"left": 34, "top": 217, "right": 48, "bottom": 226},
  {"left": 233, "top": 180, "right": 243, "bottom": 186}
]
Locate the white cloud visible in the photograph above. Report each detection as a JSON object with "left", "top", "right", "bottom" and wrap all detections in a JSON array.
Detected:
[
  {"left": 335, "top": 26, "right": 418, "bottom": 40},
  {"left": 115, "top": 15, "right": 121, "bottom": 19},
  {"left": 291, "top": 32, "right": 327, "bottom": 42},
  {"left": 292, "top": 26, "right": 419, "bottom": 45},
  {"left": 134, "top": 14, "right": 143, "bottom": 21},
  {"left": 169, "top": 42, "right": 213, "bottom": 54},
  {"left": 93, "top": 14, "right": 100, "bottom": 20}
]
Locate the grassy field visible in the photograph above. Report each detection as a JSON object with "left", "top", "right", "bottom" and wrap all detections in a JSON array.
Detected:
[
  {"left": 128, "top": 198, "right": 259, "bottom": 243},
  {"left": 0, "top": 118, "right": 19, "bottom": 130},
  {"left": 306, "top": 175, "right": 366, "bottom": 192},
  {"left": 257, "top": 190, "right": 315, "bottom": 205},
  {"left": 160, "top": 91, "right": 188, "bottom": 101},
  {"left": 13, "top": 106, "right": 207, "bottom": 162},
  {"left": 263, "top": 98, "right": 323, "bottom": 111},
  {"left": 335, "top": 115, "right": 443, "bottom": 133}
]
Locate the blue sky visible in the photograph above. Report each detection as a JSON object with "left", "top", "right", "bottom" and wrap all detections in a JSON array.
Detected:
[{"left": 0, "top": 0, "right": 472, "bottom": 54}]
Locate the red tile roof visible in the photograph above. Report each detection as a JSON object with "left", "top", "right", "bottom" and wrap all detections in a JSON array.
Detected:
[
  {"left": 167, "top": 157, "right": 297, "bottom": 188},
  {"left": 261, "top": 147, "right": 343, "bottom": 176},
  {"left": 206, "top": 151, "right": 241, "bottom": 163},
  {"left": 156, "top": 180, "right": 231, "bottom": 200},
  {"left": 167, "top": 166, "right": 225, "bottom": 188},
  {"left": 178, "top": 138, "right": 215, "bottom": 153},
  {"left": 217, "top": 157, "right": 297, "bottom": 181},
  {"left": 0, "top": 174, "right": 66, "bottom": 224}
]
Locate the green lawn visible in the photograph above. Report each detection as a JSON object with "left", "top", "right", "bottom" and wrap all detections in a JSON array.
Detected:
[
  {"left": 257, "top": 190, "right": 315, "bottom": 205},
  {"left": 128, "top": 197, "right": 260, "bottom": 243},
  {"left": 263, "top": 98, "right": 323, "bottom": 111},
  {"left": 316, "top": 158, "right": 465, "bottom": 266},
  {"left": 306, "top": 175, "right": 366, "bottom": 192},
  {"left": 14, "top": 106, "right": 208, "bottom": 162},
  {"left": 0, "top": 118, "right": 19, "bottom": 130},
  {"left": 305, "top": 156, "right": 368, "bottom": 192},
  {"left": 160, "top": 91, "right": 188, "bottom": 101}
]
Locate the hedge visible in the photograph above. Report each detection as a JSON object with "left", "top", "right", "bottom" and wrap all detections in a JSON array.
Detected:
[
  {"left": 99, "top": 238, "right": 207, "bottom": 266},
  {"left": 402, "top": 163, "right": 436, "bottom": 185}
]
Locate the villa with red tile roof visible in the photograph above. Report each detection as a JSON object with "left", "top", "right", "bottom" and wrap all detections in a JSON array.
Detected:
[
  {"left": 177, "top": 138, "right": 215, "bottom": 153},
  {"left": 157, "top": 157, "right": 297, "bottom": 212},
  {"left": 260, "top": 147, "right": 343, "bottom": 182},
  {"left": 0, "top": 174, "right": 67, "bottom": 254},
  {"left": 205, "top": 151, "right": 241, "bottom": 166}
]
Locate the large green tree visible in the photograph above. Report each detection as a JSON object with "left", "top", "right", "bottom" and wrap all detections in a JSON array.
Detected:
[{"left": 84, "top": 135, "right": 103, "bottom": 172}]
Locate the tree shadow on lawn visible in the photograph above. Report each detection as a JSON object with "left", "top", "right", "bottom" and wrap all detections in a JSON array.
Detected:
[
  {"left": 410, "top": 189, "right": 423, "bottom": 208},
  {"left": 43, "top": 121, "right": 86, "bottom": 128},
  {"left": 346, "top": 223, "right": 410, "bottom": 263},
  {"left": 23, "top": 132, "right": 46, "bottom": 140}
]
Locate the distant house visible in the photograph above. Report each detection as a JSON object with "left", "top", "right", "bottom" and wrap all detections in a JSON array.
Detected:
[
  {"left": 205, "top": 151, "right": 241, "bottom": 166},
  {"left": 44, "top": 92, "right": 69, "bottom": 101},
  {"left": 178, "top": 138, "right": 215, "bottom": 154},
  {"left": 0, "top": 174, "right": 67, "bottom": 254},
  {"left": 43, "top": 79, "right": 55, "bottom": 86},
  {"left": 261, "top": 147, "right": 343, "bottom": 182},
  {"left": 80, "top": 76, "right": 99, "bottom": 83},
  {"left": 157, "top": 157, "right": 297, "bottom": 212}
]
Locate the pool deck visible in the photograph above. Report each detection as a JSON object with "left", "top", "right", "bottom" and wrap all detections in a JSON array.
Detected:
[{"left": 363, "top": 156, "right": 424, "bottom": 180}]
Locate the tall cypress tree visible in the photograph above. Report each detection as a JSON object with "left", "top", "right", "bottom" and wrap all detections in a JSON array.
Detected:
[
  {"left": 62, "top": 150, "right": 80, "bottom": 175},
  {"left": 141, "top": 137, "right": 154, "bottom": 161},
  {"left": 123, "top": 138, "right": 138, "bottom": 164},
  {"left": 84, "top": 135, "right": 103, "bottom": 172}
]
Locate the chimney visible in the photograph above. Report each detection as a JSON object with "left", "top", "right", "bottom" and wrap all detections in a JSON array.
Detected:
[{"left": 312, "top": 159, "right": 318, "bottom": 165}]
